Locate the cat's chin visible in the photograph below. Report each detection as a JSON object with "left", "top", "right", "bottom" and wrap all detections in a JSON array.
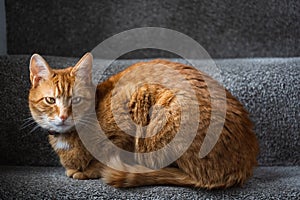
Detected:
[{"left": 48, "top": 125, "right": 74, "bottom": 135}]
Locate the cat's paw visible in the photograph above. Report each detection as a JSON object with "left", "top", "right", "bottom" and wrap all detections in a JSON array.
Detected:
[
  {"left": 65, "top": 169, "right": 78, "bottom": 177},
  {"left": 72, "top": 172, "right": 88, "bottom": 180}
]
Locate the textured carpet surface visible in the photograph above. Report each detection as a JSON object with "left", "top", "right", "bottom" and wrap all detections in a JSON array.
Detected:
[
  {"left": 5, "top": 0, "right": 300, "bottom": 58},
  {"left": 0, "top": 55, "right": 299, "bottom": 166},
  {"left": 0, "top": 166, "right": 299, "bottom": 199}
]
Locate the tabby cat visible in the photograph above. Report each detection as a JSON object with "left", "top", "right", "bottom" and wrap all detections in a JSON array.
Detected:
[{"left": 28, "top": 53, "right": 259, "bottom": 188}]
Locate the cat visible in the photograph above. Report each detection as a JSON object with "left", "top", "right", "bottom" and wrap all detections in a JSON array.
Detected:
[{"left": 28, "top": 53, "right": 259, "bottom": 188}]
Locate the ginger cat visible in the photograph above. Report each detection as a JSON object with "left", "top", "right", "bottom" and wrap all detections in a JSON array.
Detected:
[{"left": 28, "top": 53, "right": 259, "bottom": 188}]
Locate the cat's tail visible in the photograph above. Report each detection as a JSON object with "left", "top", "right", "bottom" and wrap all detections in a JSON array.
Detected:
[
  {"left": 102, "top": 167, "right": 194, "bottom": 188},
  {"left": 101, "top": 157, "right": 224, "bottom": 188}
]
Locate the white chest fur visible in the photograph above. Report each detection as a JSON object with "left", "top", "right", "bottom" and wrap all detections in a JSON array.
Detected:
[{"left": 54, "top": 136, "right": 71, "bottom": 151}]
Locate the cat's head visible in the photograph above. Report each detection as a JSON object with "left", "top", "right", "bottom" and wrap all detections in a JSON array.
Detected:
[{"left": 28, "top": 53, "right": 94, "bottom": 135}]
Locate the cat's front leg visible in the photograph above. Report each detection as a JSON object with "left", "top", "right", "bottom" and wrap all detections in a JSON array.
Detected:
[
  {"left": 65, "top": 168, "right": 97, "bottom": 180},
  {"left": 72, "top": 171, "right": 89, "bottom": 180},
  {"left": 65, "top": 169, "right": 80, "bottom": 178},
  {"left": 67, "top": 160, "right": 104, "bottom": 180}
]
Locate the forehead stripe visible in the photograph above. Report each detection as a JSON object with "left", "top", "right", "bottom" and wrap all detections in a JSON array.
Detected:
[
  {"left": 56, "top": 82, "right": 61, "bottom": 96},
  {"left": 55, "top": 86, "right": 59, "bottom": 97},
  {"left": 54, "top": 75, "right": 72, "bottom": 97},
  {"left": 67, "top": 81, "right": 72, "bottom": 96}
]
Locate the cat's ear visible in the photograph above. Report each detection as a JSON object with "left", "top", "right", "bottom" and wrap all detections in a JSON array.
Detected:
[
  {"left": 71, "top": 52, "right": 93, "bottom": 83},
  {"left": 29, "top": 54, "right": 52, "bottom": 88}
]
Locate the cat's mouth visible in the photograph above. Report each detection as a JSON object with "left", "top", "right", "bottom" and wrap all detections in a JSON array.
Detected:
[{"left": 48, "top": 130, "right": 60, "bottom": 136}]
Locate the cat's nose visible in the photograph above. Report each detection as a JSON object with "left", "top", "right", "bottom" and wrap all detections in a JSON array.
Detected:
[{"left": 60, "top": 115, "right": 68, "bottom": 122}]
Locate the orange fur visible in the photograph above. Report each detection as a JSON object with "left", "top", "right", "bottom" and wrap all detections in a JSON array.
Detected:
[{"left": 28, "top": 53, "right": 259, "bottom": 189}]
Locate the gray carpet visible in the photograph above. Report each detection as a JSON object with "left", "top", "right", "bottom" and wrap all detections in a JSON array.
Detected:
[{"left": 0, "top": 166, "right": 299, "bottom": 199}]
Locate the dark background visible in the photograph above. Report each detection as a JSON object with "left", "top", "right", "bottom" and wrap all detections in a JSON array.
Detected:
[{"left": 5, "top": 0, "right": 300, "bottom": 58}]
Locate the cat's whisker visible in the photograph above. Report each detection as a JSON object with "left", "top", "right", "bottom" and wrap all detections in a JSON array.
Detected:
[
  {"left": 73, "top": 115, "right": 98, "bottom": 121},
  {"left": 76, "top": 119, "right": 99, "bottom": 130},
  {"left": 81, "top": 115, "right": 99, "bottom": 120},
  {"left": 22, "top": 117, "right": 34, "bottom": 122},
  {"left": 72, "top": 113, "right": 97, "bottom": 118},
  {"left": 27, "top": 119, "right": 46, "bottom": 134},
  {"left": 28, "top": 124, "right": 41, "bottom": 135},
  {"left": 75, "top": 118, "right": 100, "bottom": 132},
  {"left": 76, "top": 124, "right": 98, "bottom": 134},
  {"left": 79, "top": 117, "right": 99, "bottom": 124},
  {"left": 20, "top": 118, "right": 45, "bottom": 136},
  {"left": 20, "top": 120, "right": 37, "bottom": 130},
  {"left": 20, "top": 118, "right": 34, "bottom": 126}
]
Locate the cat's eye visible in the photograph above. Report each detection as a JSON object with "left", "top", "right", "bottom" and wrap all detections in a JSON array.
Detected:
[
  {"left": 44, "top": 97, "right": 56, "bottom": 104},
  {"left": 72, "top": 97, "right": 82, "bottom": 104}
]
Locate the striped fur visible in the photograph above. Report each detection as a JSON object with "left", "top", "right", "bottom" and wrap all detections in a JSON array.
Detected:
[{"left": 29, "top": 53, "right": 259, "bottom": 189}]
